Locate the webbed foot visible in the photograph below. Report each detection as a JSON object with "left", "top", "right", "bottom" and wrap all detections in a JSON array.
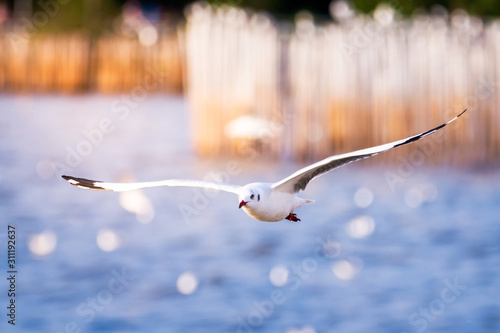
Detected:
[{"left": 285, "top": 213, "right": 301, "bottom": 222}]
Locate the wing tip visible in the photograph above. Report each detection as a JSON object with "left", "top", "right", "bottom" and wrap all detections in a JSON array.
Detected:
[
  {"left": 448, "top": 108, "right": 468, "bottom": 124},
  {"left": 62, "top": 175, "right": 110, "bottom": 191},
  {"left": 395, "top": 108, "right": 468, "bottom": 149},
  {"left": 457, "top": 108, "right": 468, "bottom": 118}
]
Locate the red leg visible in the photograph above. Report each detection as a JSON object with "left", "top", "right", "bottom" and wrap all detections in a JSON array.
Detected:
[{"left": 285, "top": 213, "right": 301, "bottom": 222}]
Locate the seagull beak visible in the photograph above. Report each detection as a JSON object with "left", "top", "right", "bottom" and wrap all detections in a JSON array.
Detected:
[{"left": 239, "top": 200, "right": 248, "bottom": 209}]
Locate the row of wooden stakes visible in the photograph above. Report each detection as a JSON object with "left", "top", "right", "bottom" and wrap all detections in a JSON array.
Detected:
[
  {"left": 0, "top": 31, "right": 182, "bottom": 93},
  {"left": 182, "top": 4, "right": 500, "bottom": 165},
  {"left": 0, "top": 3, "right": 499, "bottom": 165}
]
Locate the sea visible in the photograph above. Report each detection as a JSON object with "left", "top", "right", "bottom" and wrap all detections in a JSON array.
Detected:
[{"left": 0, "top": 95, "right": 499, "bottom": 333}]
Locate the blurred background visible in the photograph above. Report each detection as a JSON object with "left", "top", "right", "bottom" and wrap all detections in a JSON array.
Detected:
[{"left": 0, "top": 0, "right": 499, "bottom": 332}]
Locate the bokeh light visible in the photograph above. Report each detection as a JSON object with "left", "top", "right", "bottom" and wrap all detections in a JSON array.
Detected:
[
  {"left": 96, "top": 229, "right": 120, "bottom": 252},
  {"left": 330, "top": 0, "right": 354, "bottom": 21},
  {"left": 224, "top": 115, "right": 281, "bottom": 140},
  {"left": 119, "top": 189, "right": 155, "bottom": 224},
  {"left": 332, "top": 259, "right": 357, "bottom": 280},
  {"left": 269, "top": 265, "right": 289, "bottom": 287},
  {"left": 177, "top": 272, "right": 198, "bottom": 295},
  {"left": 28, "top": 231, "right": 57, "bottom": 256},
  {"left": 138, "top": 25, "right": 158, "bottom": 47},
  {"left": 354, "top": 187, "right": 374, "bottom": 208},
  {"left": 295, "top": 11, "right": 315, "bottom": 35},
  {"left": 374, "top": 3, "right": 396, "bottom": 26},
  {"left": 346, "top": 215, "right": 375, "bottom": 239}
]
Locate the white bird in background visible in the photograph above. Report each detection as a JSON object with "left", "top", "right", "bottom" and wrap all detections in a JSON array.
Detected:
[{"left": 63, "top": 109, "right": 467, "bottom": 222}]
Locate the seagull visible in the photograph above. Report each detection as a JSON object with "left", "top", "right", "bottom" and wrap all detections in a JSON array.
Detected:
[{"left": 63, "top": 109, "right": 467, "bottom": 222}]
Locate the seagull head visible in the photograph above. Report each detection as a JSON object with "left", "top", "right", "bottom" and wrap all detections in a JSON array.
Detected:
[{"left": 238, "top": 185, "right": 261, "bottom": 209}]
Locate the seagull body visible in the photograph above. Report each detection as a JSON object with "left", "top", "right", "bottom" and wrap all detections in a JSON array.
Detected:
[
  {"left": 63, "top": 109, "right": 467, "bottom": 222},
  {"left": 238, "top": 183, "right": 314, "bottom": 222}
]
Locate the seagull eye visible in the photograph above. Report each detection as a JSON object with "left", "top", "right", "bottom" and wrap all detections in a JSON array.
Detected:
[
  {"left": 250, "top": 194, "right": 255, "bottom": 200},
  {"left": 257, "top": 194, "right": 260, "bottom": 201}
]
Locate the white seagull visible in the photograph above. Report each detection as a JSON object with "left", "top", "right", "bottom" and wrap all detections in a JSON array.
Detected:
[{"left": 63, "top": 109, "right": 467, "bottom": 222}]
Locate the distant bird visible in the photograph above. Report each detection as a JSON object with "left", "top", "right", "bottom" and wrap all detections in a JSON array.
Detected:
[{"left": 63, "top": 109, "right": 467, "bottom": 222}]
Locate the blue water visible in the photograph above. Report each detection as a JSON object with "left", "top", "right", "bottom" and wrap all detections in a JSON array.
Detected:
[{"left": 0, "top": 95, "right": 499, "bottom": 333}]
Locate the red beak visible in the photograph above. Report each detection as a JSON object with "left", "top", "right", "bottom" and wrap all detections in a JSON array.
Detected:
[{"left": 239, "top": 200, "right": 248, "bottom": 209}]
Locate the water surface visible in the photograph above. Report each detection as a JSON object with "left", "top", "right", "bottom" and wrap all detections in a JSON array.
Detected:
[{"left": 0, "top": 95, "right": 499, "bottom": 333}]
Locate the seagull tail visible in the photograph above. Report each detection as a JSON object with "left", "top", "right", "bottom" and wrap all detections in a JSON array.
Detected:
[{"left": 302, "top": 198, "right": 315, "bottom": 206}]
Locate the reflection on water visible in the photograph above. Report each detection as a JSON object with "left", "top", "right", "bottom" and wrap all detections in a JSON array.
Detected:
[
  {"left": 353, "top": 187, "right": 373, "bottom": 208},
  {"left": 332, "top": 259, "right": 357, "bottom": 281},
  {"left": 346, "top": 215, "right": 375, "bottom": 239},
  {"left": 1, "top": 95, "right": 499, "bottom": 333},
  {"left": 119, "top": 189, "right": 155, "bottom": 224},
  {"left": 269, "top": 265, "right": 289, "bottom": 287},
  {"left": 27, "top": 231, "right": 57, "bottom": 257},
  {"left": 96, "top": 229, "right": 120, "bottom": 252},
  {"left": 177, "top": 272, "right": 199, "bottom": 295}
]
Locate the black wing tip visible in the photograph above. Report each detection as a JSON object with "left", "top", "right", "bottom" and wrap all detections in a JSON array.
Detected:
[
  {"left": 61, "top": 175, "right": 109, "bottom": 191},
  {"left": 393, "top": 109, "right": 467, "bottom": 149},
  {"left": 445, "top": 108, "right": 468, "bottom": 125}
]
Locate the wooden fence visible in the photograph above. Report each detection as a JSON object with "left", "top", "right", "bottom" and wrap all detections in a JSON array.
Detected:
[
  {"left": 183, "top": 4, "right": 500, "bottom": 165},
  {"left": 0, "top": 4, "right": 499, "bottom": 165},
  {"left": 182, "top": 4, "right": 283, "bottom": 157},
  {"left": 0, "top": 29, "right": 182, "bottom": 93}
]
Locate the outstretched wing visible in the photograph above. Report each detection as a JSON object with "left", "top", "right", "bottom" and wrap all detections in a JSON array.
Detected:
[
  {"left": 62, "top": 175, "right": 241, "bottom": 194},
  {"left": 272, "top": 109, "right": 468, "bottom": 194}
]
